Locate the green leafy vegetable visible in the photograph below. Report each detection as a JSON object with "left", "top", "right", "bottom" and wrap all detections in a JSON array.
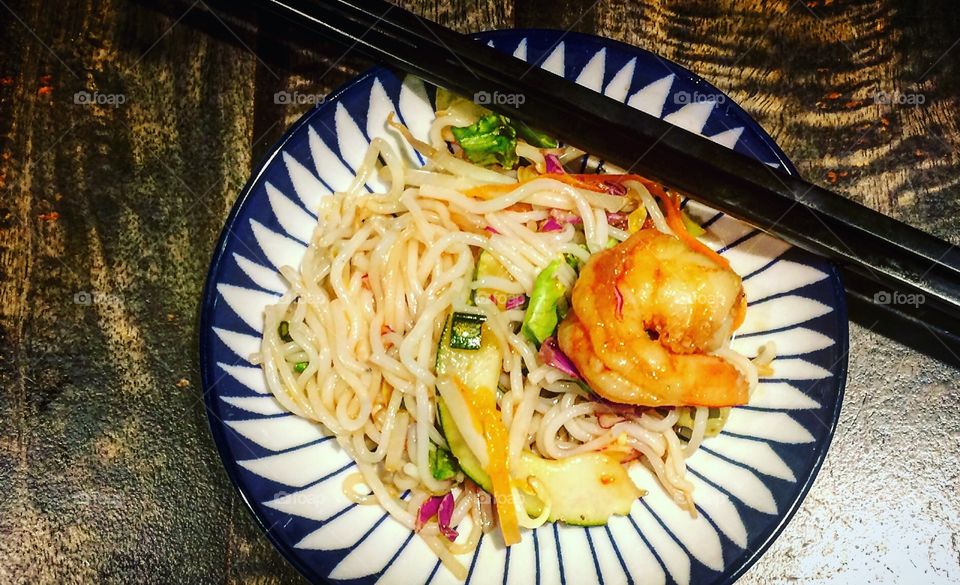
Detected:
[
  {"left": 429, "top": 445, "right": 460, "bottom": 480},
  {"left": 293, "top": 361, "right": 308, "bottom": 373},
  {"left": 522, "top": 258, "right": 570, "bottom": 346},
  {"left": 450, "top": 114, "right": 518, "bottom": 168},
  {"left": 450, "top": 113, "right": 561, "bottom": 169}
]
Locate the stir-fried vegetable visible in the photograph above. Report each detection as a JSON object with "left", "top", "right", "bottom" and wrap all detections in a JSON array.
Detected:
[
  {"left": 429, "top": 445, "right": 460, "bottom": 480},
  {"left": 515, "top": 451, "right": 643, "bottom": 526},
  {"left": 435, "top": 316, "right": 501, "bottom": 488},
  {"left": 627, "top": 206, "right": 648, "bottom": 233},
  {"left": 606, "top": 212, "right": 629, "bottom": 230},
  {"left": 540, "top": 217, "right": 563, "bottom": 232},
  {"left": 531, "top": 172, "right": 724, "bottom": 266},
  {"left": 504, "top": 294, "right": 527, "bottom": 310},
  {"left": 278, "top": 320, "right": 293, "bottom": 342},
  {"left": 544, "top": 153, "right": 565, "bottom": 174},
  {"left": 564, "top": 247, "right": 587, "bottom": 273},
  {"left": 435, "top": 315, "right": 502, "bottom": 425},
  {"left": 450, "top": 114, "right": 519, "bottom": 168},
  {"left": 437, "top": 492, "right": 457, "bottom": 540},
  {"left": 416, "top": 495, "right": 441, "bottom": 531},
  {"left": 680, "top": 209, "right": 706, "bottom": 237},
  {"left": 643, "top": 181, "right": 728, "bottom": 268},
  {"left": 472, "top": 250, "right": 519, "bottom": 309},
  {"left": 522, "top": 258, "right": 570, "bottom": 346},
  {"left": 450, "top": 375, "right": 521, "bottom": 545},
  {"left": 537, "top": 337, "right": 581, "bottom": 380},
  {"left": 460, "top": 169, "right": 711, "bottom": 257},
  {"left": 674, "top": 407, "right": 731, "bottom": 440},
  {"left": 293, "top": 361, "right": 308, "bottom": 373},
  {"left": 436, "top": 321, "right": 641, "bottom": 535},
  {"left": 415, "top": 492, "right": 458, "bottom": 541},
  {"left": 443, "top": 89, "right": 559, "bottom": 170},
  {"left": 449, "top": 311, "right": 486, "bottom": 350}
]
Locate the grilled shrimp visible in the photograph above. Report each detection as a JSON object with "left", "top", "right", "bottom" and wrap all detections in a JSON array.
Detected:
[{"left": 558, "top": 229, "right": 748, "bottom": 407}]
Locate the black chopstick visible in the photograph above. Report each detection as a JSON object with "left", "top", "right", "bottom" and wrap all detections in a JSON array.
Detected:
[{"left": 251, "top": 0, "right": 960, "bottom": 326}]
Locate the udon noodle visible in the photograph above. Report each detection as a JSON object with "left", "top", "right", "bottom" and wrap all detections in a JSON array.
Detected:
[{"left": 254, "top": 112, "right": 771, "bottom": 579}]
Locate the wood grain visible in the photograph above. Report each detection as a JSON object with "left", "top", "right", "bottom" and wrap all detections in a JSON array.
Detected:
[{"left": 0, "top": 1, "right": 957, "bottom": 584}]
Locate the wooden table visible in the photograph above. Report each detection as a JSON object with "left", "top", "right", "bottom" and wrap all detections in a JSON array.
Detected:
[{"left": 1, "top": 1, "right": 958, "bottom": 583}]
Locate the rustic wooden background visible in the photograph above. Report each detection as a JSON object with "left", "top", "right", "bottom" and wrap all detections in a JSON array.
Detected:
[{"left": 1, "top": 0, "right": 958, "bottom": 583}]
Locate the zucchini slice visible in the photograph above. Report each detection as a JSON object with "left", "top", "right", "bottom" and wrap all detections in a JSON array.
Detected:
[
  {"left": 472, "top": 250, "right": 516, "bottom": 308},
  {"left": 449, "top": 311, "right": 486, "bottom": 350},
  {"left": 435, "top": 313, "right": 500, "bottom": 488},
  {"left": 435, "top": 312, "right": 643, "bottom": 526}
]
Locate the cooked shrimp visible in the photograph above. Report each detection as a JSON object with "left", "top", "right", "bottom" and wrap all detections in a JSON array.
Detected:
[{"left": 558, "top": 229, "right": 748, "bottom": 407}]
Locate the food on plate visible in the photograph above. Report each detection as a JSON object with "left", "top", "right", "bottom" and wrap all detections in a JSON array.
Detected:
[
  {"left": 558, "top": 228, "right": 749, "bottom": 407},
  {"left": 253, "top": 89, "right": 775, "bottom": 579}
]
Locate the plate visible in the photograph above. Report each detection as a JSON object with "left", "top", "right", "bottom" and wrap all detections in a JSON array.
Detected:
[{"left": 200, "top": 29, "right": 848, "bottom": 585}]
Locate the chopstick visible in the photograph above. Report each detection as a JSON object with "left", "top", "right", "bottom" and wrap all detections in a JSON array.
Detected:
[{"left": 252, "top": 0, "right": 960, "bottom": 326}]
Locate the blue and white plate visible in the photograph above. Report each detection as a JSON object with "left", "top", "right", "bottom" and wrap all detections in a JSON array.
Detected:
[{"left": 200, "top": 30, "right": 848, "bottom": 585}]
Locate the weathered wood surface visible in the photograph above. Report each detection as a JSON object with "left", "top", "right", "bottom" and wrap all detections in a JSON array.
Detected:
[{"left": 0, "top": 0, "right": 958, "bottom": 583}]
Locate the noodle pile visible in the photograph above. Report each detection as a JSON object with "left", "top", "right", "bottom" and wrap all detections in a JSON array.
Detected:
[{"left": 255, "top": 115, "right": 768, "bottom": 578}]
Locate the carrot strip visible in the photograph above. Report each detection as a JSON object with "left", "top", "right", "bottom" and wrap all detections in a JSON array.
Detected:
[
  {"left": 452, "top": 376, "right": 521, "bottom": 546},
  {"left": 463, "top": 183, "right": 517, "bottom": 200},
  {"left": 463, "top": 172, "right": 630, "bottom": 200},
  {"left": 556, "top": 173, "right": 644, "bottom": 192},
  {"left": 639, "top": 180, "right": 730, "bottom": 269}
]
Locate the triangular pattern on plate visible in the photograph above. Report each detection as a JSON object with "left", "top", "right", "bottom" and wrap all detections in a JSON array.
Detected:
[
  {"left": 220, "top": 395, "right": 287, "bottom": 416},
  {"left": 238, "top": 441, "right": 352, "bottom": 488},
  {"left": 226, "top": 415, "right": 328, "bottom": 452}
]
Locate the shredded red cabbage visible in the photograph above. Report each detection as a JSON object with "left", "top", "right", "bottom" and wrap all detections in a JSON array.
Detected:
[
  {"left": 549, "top": 208, "right": 583, "bottom": 225},
  {"left": 538, "top": 336, "right": 582, "bottom": 380},
  {"left": 606, "top": 212, "right": 629, "bottom": 230},
  {"left": 416, "top": 493, "right": 458, "bottom": 541},
  {"left": 416, "top": 495, "right": 442, "bottom": 532},
  {"left": 540, "top": 217, "right": 563, "bottom": 232},
  {"left": 505, "top": 294, "right": 527, "bottom": 310},
  {"left": 437, "top": 492, "right": 458, "bottom": 541},
  {"left": 485, "top": 225, "right": 501, "bottom": 235},
  {"left": 602, "top": 181, "right": 628, "bottom": 196},
  {"left": 545, "top": 153, "right": 565, "bottom": 174}
]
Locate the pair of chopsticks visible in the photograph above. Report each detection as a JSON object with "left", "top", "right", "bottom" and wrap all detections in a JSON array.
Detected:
[{"left": 249, "top": 0, "right": 960, "bottom": 336}]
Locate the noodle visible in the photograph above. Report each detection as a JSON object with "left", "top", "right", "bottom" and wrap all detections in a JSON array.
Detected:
[{"left": 258, "top": 123, "right": 769, "bottom": 578}]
